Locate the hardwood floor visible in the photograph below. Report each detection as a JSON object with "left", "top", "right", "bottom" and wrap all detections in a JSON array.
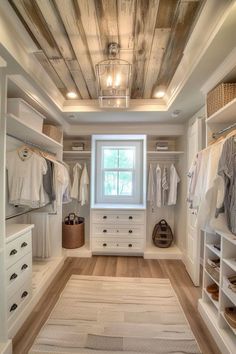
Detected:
[{"left": 13, "top": 257, "right": 221, "bottom": 354}]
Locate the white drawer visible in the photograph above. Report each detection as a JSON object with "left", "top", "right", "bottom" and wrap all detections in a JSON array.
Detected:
[
  {"left": 92, "top": 224, "right": 143, "bottom": 238},
  {"left": 92, "top": 238, "right": 143, "bottom": 252},
  {"left": 7, "top": 253, "right": 32, "bottom": 297},
  {"left": 92, "top": 210, "right": 145, "bottom": 225},
  {"left": 7, "top": 279, "right": 32, "bottom": 324},
  {"left": 6, "top": 231, "right": 32, "bottom": 269}
]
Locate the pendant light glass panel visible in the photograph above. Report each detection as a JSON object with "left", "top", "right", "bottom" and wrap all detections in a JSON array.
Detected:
[{"left": 96, "top": 59, "right": 131, "bottom": 108}]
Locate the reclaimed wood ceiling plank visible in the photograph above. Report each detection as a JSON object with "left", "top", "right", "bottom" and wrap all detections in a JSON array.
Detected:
[
  {"left": 117, "top": 0, "right": 136, "bottom": 82},
  {"left": 131, "top": 0, "right": 160, "bottom": 99},
  {"left": 143, "top": 28, "right": 171, "bottom": 98},
  {"left": 49, "top": 58, "right": 81, "bottom": 97},
  {"left": 155, "top": 0, "right": 179, "bottom": 28},
  {"left": 34, "top": 51, "right": 66, "bottom": 90},
  {"left": 67, "top": 60, "right": 91, "bottom": 99},
  {"left": 154, "top": 0, "right": 201, "bottom": 89},
  {"left": 94, "top": 0, "right": 119, "bottom": 53},
  {"left": 54, "top": 0, "right": 97, "bottom": 98},
  {"left": 10, "top": 0, "right": 60, "bottom": 58}
]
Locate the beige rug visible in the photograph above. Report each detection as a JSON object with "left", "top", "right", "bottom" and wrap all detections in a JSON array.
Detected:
[{"left": 30, "top": 275, "right": 201, "bottom": 354}]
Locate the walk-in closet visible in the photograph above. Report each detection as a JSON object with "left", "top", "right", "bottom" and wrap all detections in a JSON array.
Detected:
[{"left": 0, "top": 1, "right": 236, "bottom": 354}]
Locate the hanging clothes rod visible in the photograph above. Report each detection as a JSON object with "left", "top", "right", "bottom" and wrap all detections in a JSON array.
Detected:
[
  {"left": 7, "top": 133, "right": 56, "bottom": 156},
  {"left": 5, "top": 204, "right": 57, "bottom": 220},
  {"left": 212, "top": 122, "right": 236, "bottom": 139}
]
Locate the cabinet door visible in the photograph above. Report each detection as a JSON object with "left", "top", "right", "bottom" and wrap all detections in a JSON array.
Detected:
[{"left": 186, "top": 118, "right": 203, "bottom": 286}]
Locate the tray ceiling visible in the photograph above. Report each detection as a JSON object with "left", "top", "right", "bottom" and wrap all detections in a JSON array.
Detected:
[{"left": 9, "top": 0, "right": 203, "bottom": 100}]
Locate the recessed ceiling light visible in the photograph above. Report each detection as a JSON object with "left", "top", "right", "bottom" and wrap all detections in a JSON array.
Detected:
[
  {"left": 153, "top": 86, "right": 166, "bottom": 98},
  {"left": 66, "top": 91, "right": 78, "bottom": 99}
]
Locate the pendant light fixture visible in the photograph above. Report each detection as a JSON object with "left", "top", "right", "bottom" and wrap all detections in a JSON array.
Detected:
[{"left": 95, "top": 42, "right": 132, "bottom": 108}]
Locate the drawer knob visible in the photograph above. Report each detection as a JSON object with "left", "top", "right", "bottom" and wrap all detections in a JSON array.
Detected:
[
  {"left": 103, "top": 229, "right": 107, "bottom": 233},
  {"left": 128, "top": 244, "right": 133, "bottom": 247},
  {"left": 21, "top": 242, "right": 28, "bottom": 248},
  {"left": 103, "top": 216, "right": 107, "bottom": 219},
  {"left": 129, "top": 230, "right": 133, "bottom": 234},
  {"left": 21, "top": 264, "right": 28, "bottom": 271},
  {"left": 21, "top": 291, "right": 28, "bottom": 299},
  {"left": 116, "top": 230, "right": 119, "bottom": 233},
  {"left": 10, "top": 273, "right": 18, "bottom": 281},
  {"left": 116, "top": 216, "right": 119, "bottom": 219},
  {"left": 103, "top": 243, "right": 107, "bottom": 247},
  {"left": 10, "top": 249, "right": 17, "bottom": 256},
  {"left": 116, "top": 244, "right": 119, "bottom": 246},
  {"left": 129, "top": 216, "right": 133, "bottom": 220},
  {"left": 10, "top": 303, "right": 18, "bottom": 312}
]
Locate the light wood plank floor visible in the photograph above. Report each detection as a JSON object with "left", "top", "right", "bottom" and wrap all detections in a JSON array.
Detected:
[{"left": 13, "top": 257, "right": 221, "bottom": 354}]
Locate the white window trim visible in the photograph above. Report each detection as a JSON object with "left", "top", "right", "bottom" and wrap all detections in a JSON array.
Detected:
[{"left": 91, "top": 135, "right": 147, "bottom": 209}]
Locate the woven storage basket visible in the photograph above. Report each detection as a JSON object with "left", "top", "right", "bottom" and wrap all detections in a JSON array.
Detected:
[
  {"left": 62, "top": 218, "right": 85, "bottom": 249},
  {"left": 207, "top": 83, "right": 236, "bottom": 117},
  {"left": 43, "top": 124, "right": 63, "bottom": 143}
]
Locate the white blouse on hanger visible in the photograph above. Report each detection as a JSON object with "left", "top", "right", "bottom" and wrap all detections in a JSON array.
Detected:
[
  {"left": 79, "top": 163, "right": 89, "bottom": 206},
  {"left": 168, "top": 164, "right": 180, "bottom": 206},
  {"left": 6, "top": 150, "right": 47, "bottom": 208},
  {"left": 147, "top": 164, "right": 155, "bottom": 207},
  {"left": 155, "top": 164, "right": 162, "bottom": 208},
  {"left": 70, "top": 163, "right": 82, "bottom": 200}
]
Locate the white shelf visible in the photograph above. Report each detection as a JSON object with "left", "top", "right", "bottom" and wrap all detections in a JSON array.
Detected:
[
  {"left": 147, "top": 151, "right": 184, "bottom": 155},
  {"left": 222, "top": 287, "right": 236, "bottom": 307},
  {"left": 206, "top": 96, "right": 236, "bottom": 124},
  {"left": 144, "top": 244, "right": 182, "bottom": 260},
  {"left": 206, "top": 244, "right": 221, "bottom": 257},
  {"left": 205, "top": 268, "right": 220, "bottom": 286},
  {"left": 7, "top": 113, "right": 62, "bottom": 152},
  {"left": 223, "top": 258, "right": 236, "bottom": 273},
  {"left": 215, "top": 228, "right": 236, "bottom": 245},
  {"left": 204, "top": 288, "right": 219, "bottom": 310},
  {"left": 63, "top": 150, "right": 91, "bottom": 158}
]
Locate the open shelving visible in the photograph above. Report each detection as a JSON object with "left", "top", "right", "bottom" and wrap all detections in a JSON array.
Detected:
[
  {"left": 206, "top": 96, "right": 236, "bottom": 125},
  {"left": 7, "top": 113, "right": 62, "bottom": 152},
  {"left": 63, "top": 150, "right": 91, "bottom": 158}
]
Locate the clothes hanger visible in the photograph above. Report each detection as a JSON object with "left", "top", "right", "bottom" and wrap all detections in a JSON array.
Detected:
[
  {"left": 225, "top": 129, "right": 236, "bottom": 139},
  {"left": 17, "top": 144, "right": 33, "bottom": 161}
]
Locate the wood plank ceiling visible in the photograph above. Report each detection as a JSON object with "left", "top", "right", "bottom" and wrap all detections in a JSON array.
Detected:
[{"left": 9, "top": 0, "right": 203, "bottom": 100}]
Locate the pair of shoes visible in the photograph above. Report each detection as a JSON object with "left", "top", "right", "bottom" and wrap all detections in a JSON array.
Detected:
[
  {"left": 225, "top": 307, "right": 236, "bottom": 328},
  {"left": 228, "top": 275, "right": 236, "bottom": 293},
  {"left": 212, "top": 292, "right": 219, "bottom": 301},
  {"left": 207, "top": 283, "right": 219, "bottom": 294}
]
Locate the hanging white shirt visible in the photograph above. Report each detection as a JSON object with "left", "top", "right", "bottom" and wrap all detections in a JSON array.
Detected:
[
  {"left": 147, "top": 164, "right": 155, "bottom": 207},
  {"left": 162, "top": 166, "right": 169, "bottom": 206},
  {"left": 155, "top": 164, "right": 162, "bottom": 208},
  {"left": 6, "top": 150, "right": 47, "bottom": 208},
  {"left": 70, "top": 163, "right": 82, "bottom": 200},
  {"left": 168, "top": 164, "right": 180, "bottom": 206},
  {"left": 79, "top": 163, "right": 89, "bottom": 206}
]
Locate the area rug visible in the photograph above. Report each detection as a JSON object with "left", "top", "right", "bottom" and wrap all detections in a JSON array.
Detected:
[{"left": 29, "top": 275, "right": 201, "bottom": 353}]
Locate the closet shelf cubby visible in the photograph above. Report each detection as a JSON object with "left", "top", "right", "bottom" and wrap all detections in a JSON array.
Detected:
[
  {"left": 203, "top": 288, "right": 219, "bottom": 310},
  {"left": 206, "top": 96, "right": 236, "bottom": 124},
  {"left": 147, "top": 151, "right": 184, "bottom": 156},
  {"left": 7, "top": 113, "right": 63, "bottom": 151},
  {"left": 63, "top": 150, "right": 91, "bottom": 158},
  {"left": 206, "top": 244, "right": 221, "bottom": 257}
]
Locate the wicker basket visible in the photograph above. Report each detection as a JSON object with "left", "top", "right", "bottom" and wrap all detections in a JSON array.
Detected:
[
  {"left": 207, "top": 83, "right": 236, "bottom": 117},
  {"left": 62, "top": 219, "right": 85, "bottom": 249},
  {"left": 43, "top": 124, "right": 63, "bottom": 143}
]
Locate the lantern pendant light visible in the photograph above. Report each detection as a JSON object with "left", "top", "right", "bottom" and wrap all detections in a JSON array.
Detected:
[{"left": 95, "top": 42, "right": 132, "bottom": 108}]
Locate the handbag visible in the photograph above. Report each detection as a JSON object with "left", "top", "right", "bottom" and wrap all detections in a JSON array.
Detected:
[{"left": 152, "top": 219, "right": 173, "bottom": 248}]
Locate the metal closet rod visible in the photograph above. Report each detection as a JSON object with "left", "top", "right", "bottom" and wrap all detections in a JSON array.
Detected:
[
  {"left": 5, "top": 204, "right": 57, "bottom": 220},
  {"left": 7, "top": 133, "right": 56, "bottom": 156},
  {"left": 212, "top": 122, "right": 236, "bottom": 138}
]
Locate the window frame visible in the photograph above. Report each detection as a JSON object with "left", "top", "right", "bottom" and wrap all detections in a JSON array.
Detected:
[{"left": 91, "top": 135, "right": 146, "bottom": 209}]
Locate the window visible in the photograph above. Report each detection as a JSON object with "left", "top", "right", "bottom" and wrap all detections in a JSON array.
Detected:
[{"left": 92, "top": 135, "right": 146, "bottom": 207}]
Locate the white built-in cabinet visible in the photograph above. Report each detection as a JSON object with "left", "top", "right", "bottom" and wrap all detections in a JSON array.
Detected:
[{"left": 198, "top": 81, "right": 236, "bottom": 354}]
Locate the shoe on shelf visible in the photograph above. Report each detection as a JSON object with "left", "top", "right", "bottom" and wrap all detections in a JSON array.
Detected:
[
  {"left": 225, "top": 307, "right": 236, "bottom": 328},
  {"left": 206, "top": 283, "right": 219, "bottom": 294},
  {"left": 212, "top": 291, "right": 219, "bottom": 301}
]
